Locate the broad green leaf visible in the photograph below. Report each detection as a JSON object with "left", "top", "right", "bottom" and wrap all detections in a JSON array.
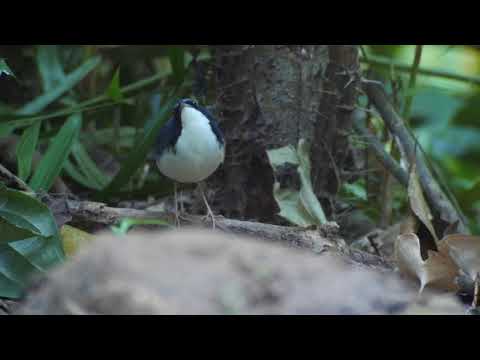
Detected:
[
  {"left": 9, "top": 236, "right": 62, "bottom": 271},
  {"left": 0, "top": 217, "right": 40, "bottom": 244},
  {"left": 0, "top": 242, "right": 37, "bottom": 286},
  {"left": 100, "top": 96, "right": 177, "bottom": 196},
  {"left": 17, "top": 55, "right": 101, "bottom": 115},
  {"left": 16, "top": 121, "right": 41, "bottom": 181},
  {"left": 267, "top": 139, "right": 326, "bottom": 227},
  {"left": 0, "top": 187, "right": 65, "bottom": 298},
  {"left": 0, "top": 273, "right": 23, "bottom": 299},
  {"left": 0, "top": 59, "right": 15, "bottom": 77},
  {"left": 29, "top": 113, "right": 82, "bottom": 191},
  {"left": 0, "top": 189, "right": 58, "bottom": 238},
  {"left": 107, "top": 68, "right": 124, "bottom": 102}
]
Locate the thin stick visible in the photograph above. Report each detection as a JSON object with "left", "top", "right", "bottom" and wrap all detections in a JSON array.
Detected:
[
  {"left": 473, "top": 273, "right": 479, "bottom": 309},
  {"left": 360, "top": 54, "right": 480, "bottom": 86},
  {"left": 364, "top": 81, "right": 469, "bottom": 234},
  {"left": 353, "top": 121, "right": 409, "bottom": 187},
  {"left": 0, "top": 163, "right": 33, "bottom": 193}
]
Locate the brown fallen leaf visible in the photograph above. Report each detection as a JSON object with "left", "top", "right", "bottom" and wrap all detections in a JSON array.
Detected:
[
  {"left": 407, "top": 163, "right": 438, "bottom": 243},
  {"left": 395, "top": 233, "right": 459, "bottom": 293},
  {"left": 443, "top": 234, "right": 480, "bottom": 281}
]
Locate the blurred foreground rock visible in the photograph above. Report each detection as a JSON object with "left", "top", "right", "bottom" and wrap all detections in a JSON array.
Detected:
[{"left": 15, "top": 229, "right": 465, "bottom": 315}]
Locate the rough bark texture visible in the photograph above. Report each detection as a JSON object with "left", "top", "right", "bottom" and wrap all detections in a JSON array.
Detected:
[
  {"left": 212, "top": 45, "right": 359, "bottom": 222},
  {"left": 311, "top": 46, "right": 360, "bottom": 198}
]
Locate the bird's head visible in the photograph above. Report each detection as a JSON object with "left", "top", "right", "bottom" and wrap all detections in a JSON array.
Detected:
[{"left": 174, "top": 98, "right": 203, "bottom": 127}]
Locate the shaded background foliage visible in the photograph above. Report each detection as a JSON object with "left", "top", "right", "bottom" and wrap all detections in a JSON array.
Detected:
[{"left": 1, "top": 45, "right": 480, "bottom": 234}]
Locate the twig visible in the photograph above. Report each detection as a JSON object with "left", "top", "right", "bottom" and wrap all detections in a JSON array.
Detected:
[
  {"left": 0, "top": 163, "right": 33, "bottom": 193},
  {"left": 402, "top": 46, "right": 423, "bottom": 121},
  {"left": 352, "top": 120, "right": 409, "bottom": 188},
  {"left": 62, "top": 199, "right": 392, "bottom": 270},
  {"left": 360, "top": 54, "right": 480, "bottom": 86},
  {"left": 364, "top": 81, "right": 469, "bottom": 234}
]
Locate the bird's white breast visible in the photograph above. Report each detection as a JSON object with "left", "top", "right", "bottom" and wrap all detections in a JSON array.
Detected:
[{"left": 157, "top": 107, "right": 225, "bottom": 183}]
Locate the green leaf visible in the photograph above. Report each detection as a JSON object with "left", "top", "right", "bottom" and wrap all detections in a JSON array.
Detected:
[
  {"left": 17, "top": 56, "right": 101, "bottom": 115},
  {"left": 29, "top": 113, "right": 82, "bottom": 191},
  {"left": 343, "top": 181, "right": 368, "bottom": 201},
  {"left": 2, "top": 69, "right": 168, "bottom": 131},
  {"left": 0, "top": 187, "right": 61, "bottom": 239},
  {"left": 16, "top": 121, "right": 41, "bottom": 181},
  {"left": 99, "top": 96, "right": 177, "bottom": 196},
  {"left": 0, "top": 273, "right": 24, "bottom": 299},
  {"left": 37, "top": 45, "right": 67, "bottom": 92},
  {"left": 168, "top": 47, "right": 187, "bottom": 84},
  {"left": 70, "top": 141, "right": 111, "bottom": 189},
  {"left": 0, "top": 59, "right": 15, "bottom": 78},
  {"left": 0, "top": 123, "right": 15, "bottom": 138},
  {"left": 64, "top": 159, "right": 99, "bottom": 189},
  {"left": 84, "top": 126, "right": 137, "bottom": 149},
  {"left": 0, "top": 187, "right": 64, "bottom": 298},
  {"left": 0, "top": 241, "right": 37, "bottom": 286},
  {"left": 107, "top": 68, "right": 124, "bottom": 102},
  {"left": 111, "top": 217, "right": 172, "bottom": 235},
  {"left": 2, "top": 99, "right": 119, "bottom": 130},
  {"left": 267, "top": 139, "right": 327, "bottom": 227}
]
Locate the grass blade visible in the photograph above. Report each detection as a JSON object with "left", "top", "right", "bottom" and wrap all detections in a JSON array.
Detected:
[
  {"left": 71, "top": 141, "right": 111, "bottom": 189},
  {"left": 99, "top": 96, "right": 177, "bottom": 195},
  {"left": 29, "top": 113, "right": 82, "bottom": 191},
  {"left": 16, "top": 121, "right": 41, "bottom": 181},
  {"left": 17, "top": 56, "right": 101, "bottom": 115}
]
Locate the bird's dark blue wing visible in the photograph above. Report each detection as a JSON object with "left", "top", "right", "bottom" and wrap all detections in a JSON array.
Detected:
[
  {"left": 197, "top": 106, "right": 225, "bottom": 145},
  {"left": 148, "top": 116, "right": 182, "bottom": 160}
]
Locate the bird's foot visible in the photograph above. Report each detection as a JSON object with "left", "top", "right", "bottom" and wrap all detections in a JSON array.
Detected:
[
  {"left": 202, "top": 209, "right": 217, "bottom": 230},
  {"left": 174, "top": 210, "right": 190, "bottom": 228}
]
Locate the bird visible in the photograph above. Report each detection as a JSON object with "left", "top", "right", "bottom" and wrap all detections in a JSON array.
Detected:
[{"left": 151, "top": 98, "right": 225, "bottom": 228}]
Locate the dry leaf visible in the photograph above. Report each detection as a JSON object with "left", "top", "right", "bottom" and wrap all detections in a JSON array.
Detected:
[
  {"left": 395, "top": 233, "right": 459, "bottom": 293},
  {"left": 400, "top": 214, "right": 418, "bottom": 235},
  {"left": 407, "top": 163, "right": 438, "bottom": 242},
  {"left": 443, "top": 234, "right": 480, "bottom": 281},
  {"left": 61, "top": 225, "right": 95, "bottom": 258}
]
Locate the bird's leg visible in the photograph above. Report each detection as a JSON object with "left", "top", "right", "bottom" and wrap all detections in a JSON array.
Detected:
[
  {"left": 473, "top": 273, "right": 479, "bottom": 309},
  {"left": 174, "top": 182, "right": 181, "bottom": 227},
  {"left": 199, "top": 182, "right": 216, "bottom": 229},
  {"left": 179, "top": 189, "right": 185, "bottom": 213}
]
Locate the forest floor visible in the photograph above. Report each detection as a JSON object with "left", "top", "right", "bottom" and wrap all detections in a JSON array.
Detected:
[{"left": 11, "top": 219, "right": 467, "bottom": 315}]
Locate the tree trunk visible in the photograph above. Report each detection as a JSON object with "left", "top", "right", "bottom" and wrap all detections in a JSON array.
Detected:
[{"left": 212, "top": 45, "right": 359, "bottom": 222}]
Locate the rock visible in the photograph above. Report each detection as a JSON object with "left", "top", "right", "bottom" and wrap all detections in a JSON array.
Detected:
[{"left": 15, "top": 229, "right": 465, "bottom": 315}]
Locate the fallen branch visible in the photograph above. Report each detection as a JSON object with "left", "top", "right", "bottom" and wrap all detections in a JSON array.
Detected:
[{"left": 63, "top": 199, "right": 393, "bottom": 270}]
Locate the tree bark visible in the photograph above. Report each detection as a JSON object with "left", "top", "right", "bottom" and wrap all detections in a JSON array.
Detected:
[{"left": 212, "top": 45, "right": 359, "bottom": 222}]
